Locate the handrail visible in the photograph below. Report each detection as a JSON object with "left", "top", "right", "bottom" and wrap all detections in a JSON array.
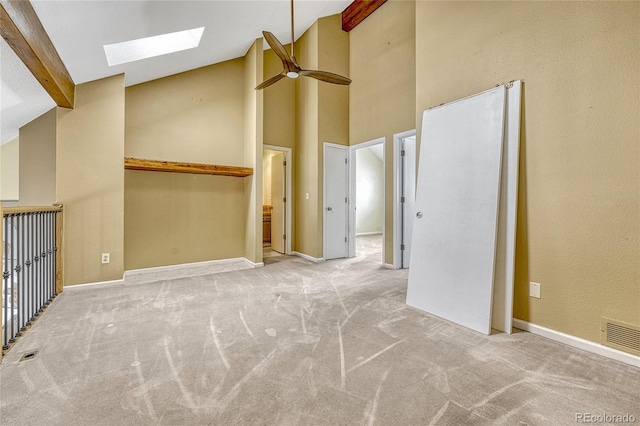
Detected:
[{"left": 3, "top": 205, "right": 63, "bottom": 215}]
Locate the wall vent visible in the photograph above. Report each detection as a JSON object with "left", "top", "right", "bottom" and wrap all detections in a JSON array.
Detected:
[{"left": 601, "top": 318, "right": 640, "bottom": 356}]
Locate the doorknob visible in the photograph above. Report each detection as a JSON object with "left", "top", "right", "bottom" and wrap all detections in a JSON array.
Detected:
[
  {"left": 416, "top": 211, "right": 423, "bottom": 219},
  {"left": 327, "top": 207, "right": 333, "bottom": 211}
]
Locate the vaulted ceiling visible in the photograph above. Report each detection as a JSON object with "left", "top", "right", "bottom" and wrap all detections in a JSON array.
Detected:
[{"left": 1, "top": 0, "right": 353, "bottom": 144}]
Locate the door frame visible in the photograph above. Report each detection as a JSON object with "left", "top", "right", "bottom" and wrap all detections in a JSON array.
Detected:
[
  {"left": 323, "top": 142, "right": 349, "bottom": 260},
  {"left": 263, "top": 145, "right": 292, "bottom": 255},
  {"left": 393, "top": 129, "right": 416, "bottom": 269},
  {"left": 348, "top": 137, "right": 385, "bottom": 262}
]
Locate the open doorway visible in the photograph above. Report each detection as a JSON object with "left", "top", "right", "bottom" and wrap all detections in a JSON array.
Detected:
[
  {"left": 349, "top": 138, "right": 385, "bottom": 263},
  {"left": 262, "top": 146, "right": 292, "bottom": 257}
]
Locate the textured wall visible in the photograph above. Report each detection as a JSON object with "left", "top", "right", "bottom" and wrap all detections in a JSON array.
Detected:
[
  {"left": 124, "top": 59, "right": 247, "bottom": 269},
  {"left": 263, "top": 48, "right": 295, "bottom": 150},
  {"left": 294, "top": 21, "right": 321, "bottom": 258},
  {"left": 243, "top": 38, "right": 264, "bottom": 264},
  {"left": 1, "top": 136, "right": 20, "bottom": 202},
  {"left": 294, "top": 15, "right": 350, "bottom": 259},
  {"left": 416, "top": 1, "right": 640, "bottom": 342},
  {"left": 349, "top": 0, "right": 416, "bottom": 264},
  {"left": 18, "top": 109, "right": 57, "bottom": 206},
  {"left": 57, "top": 75, "right": 125, "bottom": 285}
]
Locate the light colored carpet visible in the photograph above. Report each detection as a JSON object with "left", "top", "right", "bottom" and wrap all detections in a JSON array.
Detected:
[{"left": 1, "top": 235, "right": 638, "bottom": 425}]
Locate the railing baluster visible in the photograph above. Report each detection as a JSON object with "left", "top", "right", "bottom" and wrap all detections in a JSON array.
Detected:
[
  {"left": 27, "top": 213, "right": 32, "bottom": 326},
  {"left": 3, "top": 215, "right": 8, "bottom": 349},
  {"left": 2, "top": 208, "right": 62, "bottom": 353},
  {"left": 8, "top": 215, "right": 14, "bottom": 344},
  {"left": 18, "top": 214, "right": 24, "bottom": 337}
]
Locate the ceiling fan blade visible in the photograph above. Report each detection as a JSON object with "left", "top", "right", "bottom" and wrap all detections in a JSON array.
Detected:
[
  {"left": 299, "top": 70, "right": 351, "bottom": 85},
  {"left": 262, "top": 31, "right": 296, "bottom": 70},
  {"left": 255, "top": 73, "right": 286, "bottom": 90}
]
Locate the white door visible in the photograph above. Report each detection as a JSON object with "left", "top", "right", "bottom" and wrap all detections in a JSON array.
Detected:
[
  {"left": 407, "top": 86, "right": 506, "bottom": 335},
  {"left": 271, "top": 152, "right": 286, "bottom": 254},
  {"left": 324, "top": 144, "right": 348, "bottom": 260},
  {"left": 400, "top": 136, "right": 416, "bottom": 268}
]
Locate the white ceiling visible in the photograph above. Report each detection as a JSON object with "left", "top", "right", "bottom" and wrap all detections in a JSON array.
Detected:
[{"left": 0, "top": 0, "right": 352, "bottom": 144}]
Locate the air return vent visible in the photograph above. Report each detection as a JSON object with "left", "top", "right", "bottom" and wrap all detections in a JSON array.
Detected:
[{"left": 601, "top": 318, "right": 640, "bottom": 356}]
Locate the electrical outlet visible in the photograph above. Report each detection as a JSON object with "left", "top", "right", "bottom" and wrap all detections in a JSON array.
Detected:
[
  {"left": 101, "top": 253, "right": 110, "bottom": 264},
  {"left": 529, "top": 282, "right": 541, "bottom": 299},
  {"left": 305, "top": 193, "right": 310, "bottom": 200}
]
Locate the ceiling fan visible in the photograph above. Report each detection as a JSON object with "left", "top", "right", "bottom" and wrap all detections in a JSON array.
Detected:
[{"left": 255, "top": 0, "right": 351, "bottom": 90}]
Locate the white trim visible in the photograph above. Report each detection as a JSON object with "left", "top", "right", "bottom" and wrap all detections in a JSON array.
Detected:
[
  {"left": 513, "top": 319, "right": 640, "bottom": 368},
  {"left": 263, "top": 145, "right": 293, "bottom": 255},
  {"left": 292, "top": 251, "right": 326, "bottom": 263},
  {"left": 64, "top": 278, "right": 125, "bottom": 290},
  {"left": 355, "top": 231, "right": 383, "bottom": 236},
  {"left": 393, "top": 129, "right": 416, "bottom": 269},
  {"left": 348, "top": 137, "right": 385, "bottom": 264},
  {"left": 63, "top": 257, "right": 260, "bottom": 290},
  {"left": 383, "top": 263, "right": 395, "bottom": 269},
  {"left": 125, "top": 257, "right": 249, "bottom": 276}
]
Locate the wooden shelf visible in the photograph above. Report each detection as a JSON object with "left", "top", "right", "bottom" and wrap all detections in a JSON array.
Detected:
[{"left": 124, "top": 158, "right": 253, "bottom": 178}]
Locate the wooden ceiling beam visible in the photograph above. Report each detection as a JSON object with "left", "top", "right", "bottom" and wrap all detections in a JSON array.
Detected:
[
  {"left": 0, "top": 0, "right": 75, "bottom": 108},
  {"left": 342, "top": 0, "right": 387, "bottom": 32}
]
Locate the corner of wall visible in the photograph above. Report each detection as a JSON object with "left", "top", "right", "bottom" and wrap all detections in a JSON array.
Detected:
[{"left": 244, "top": 38, "right": 264, "bottom": 264}]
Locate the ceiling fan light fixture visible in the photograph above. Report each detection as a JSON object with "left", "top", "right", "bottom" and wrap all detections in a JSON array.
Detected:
[{"left": 286, "top": 71, "right": 299, "bottom": 79}]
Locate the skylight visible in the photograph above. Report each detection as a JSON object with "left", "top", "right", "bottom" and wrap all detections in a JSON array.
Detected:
[{"left": 103, "top": 27, "right": 205, "bottom": 66}]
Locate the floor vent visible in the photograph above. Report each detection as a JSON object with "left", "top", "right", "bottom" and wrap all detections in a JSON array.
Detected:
[
  {"left": 601, "top": 318, "right": 640, "bottom": 356},
  {"left": 19, "top": 350, "right": 39, "bottom": 362}
]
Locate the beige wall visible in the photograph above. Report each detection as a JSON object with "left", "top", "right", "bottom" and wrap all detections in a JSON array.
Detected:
[
  {"left": 57, "top": 75, "right": 125, "bottom": 285},
  {"left": 124, "top": 59, "right": 248, "bottom": 269},
  {"left": 295, "top": 21, "right": 321, "bottom": 258},
  {"left": 263, "top": 46, "right": 296, "bottom": 247},
  {"left": 318, "top": 14, "right": 350, "bottom": 148},
  {"left": 124, "top": 171, "right": 245, "bottom": 269},
  {"left": 126, "top": 59, "right": 245, "bottom": 165},
  {"left": 416, "top": 1, "right": 640, "bottom": 342},
  {"left": 292, "top": 14, "right": 350, "bottom": 259},
  {"left": 243, "top": 38, "right": 264, "bottom": 264},
  {"left": 1, "top": 136, "right": 20, "bottom": 202},
  {"left": 18, "top": 109, "right": 57, "bottom": 206},
  {"left": 263, "top": 47, "right": 295, "bottom": 150},
  {"left": 349, "top": 0, "right": 416, "bottom": 264}
]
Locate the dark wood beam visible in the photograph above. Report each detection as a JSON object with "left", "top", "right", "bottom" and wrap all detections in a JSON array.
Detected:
[
  {"left": 342, "top": 0, "right": 388, "bottom": 32},
  {"left": 0, "top": 0, "right": 75, "bottom": 108}
]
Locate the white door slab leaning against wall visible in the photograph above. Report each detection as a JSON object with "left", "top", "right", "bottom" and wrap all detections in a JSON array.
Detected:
[
  {"left": 406, "top": 81, "right": 522, "bottom": 335},
  {"left": 324, "top": 143, "right": 349, "bottom": 260}
]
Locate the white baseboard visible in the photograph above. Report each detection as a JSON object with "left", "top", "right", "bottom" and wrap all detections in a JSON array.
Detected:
[
  {"left": 292, "top": 251, "right": 325, "bottom": 263},
  {"left": 355, "top": 232, "right": 383, "bottom": 236},
  {"left": 382, "top": 263, "right": 395, "bottom": 269},
  {"left": 513, "top": 319, "right": 640, "bottom": 368},
  {"left": 64, "top": 278, "right": 125, "bottom": 290},
  {"left": 125, "top": 257, "right": 250, "bottom": 276},
  {"left": 64, "top": 257, "right": 258, "bottom": 290}
]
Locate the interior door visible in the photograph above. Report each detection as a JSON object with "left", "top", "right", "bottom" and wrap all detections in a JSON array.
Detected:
[
  {"left": 324, "top": 144, "right": 348, "bottom": 260},
  {"left": 271, "top": 152, "right": 286, "bottom": 254},
  {"left": 406, "top": 86, "right": 506, "bottom": 335},
  {"left": 401, "top": 136, "right": 416, "bottom": 268}
]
